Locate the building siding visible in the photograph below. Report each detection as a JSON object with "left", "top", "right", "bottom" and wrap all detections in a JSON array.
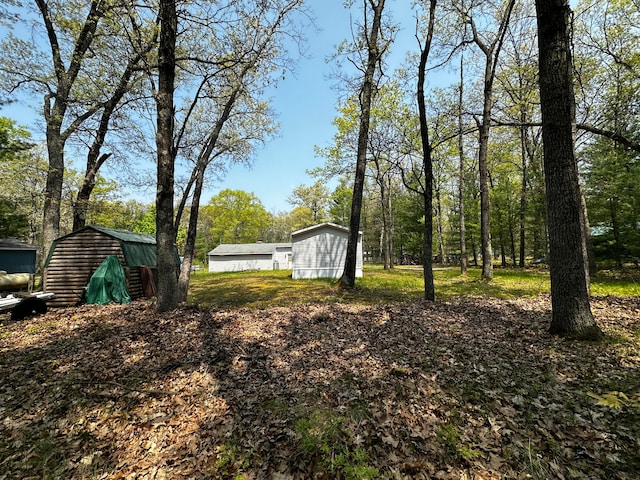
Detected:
[
  {"left": 291, "top": 223, "right": 363, "bottom": 279},
  {"left": 208, "top": 254, "right": 274, "bottom": 272},
  {"left": 43, "top": 228, "right": 161, "bottom": 306},
  {"left": 207, "top": 243, "right": 292, "bottom": 272}
]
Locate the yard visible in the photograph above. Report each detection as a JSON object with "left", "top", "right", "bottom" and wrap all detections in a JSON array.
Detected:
[{"left": 1, "top": 267, "right": 639, "bottom": 479}]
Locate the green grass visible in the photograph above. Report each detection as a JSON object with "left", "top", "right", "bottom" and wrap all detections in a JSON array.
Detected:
[
  {"left": 187, "top": 265, "right": 639, "bottom": 309},
  {"left": 591, "top": 269, "right": 640, "bottom": 296}
]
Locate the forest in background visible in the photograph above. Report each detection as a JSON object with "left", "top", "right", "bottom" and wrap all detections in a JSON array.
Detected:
[{"left": 1, "top": 0, "right": 638, "bottom": 273}]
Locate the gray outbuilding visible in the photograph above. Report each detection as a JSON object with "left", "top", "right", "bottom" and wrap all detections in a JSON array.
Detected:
[
  {"left": 208, "top": 243, "right": 292, "bottom": 272},
  {"left": 291, "top": 222, "right": 363, "bottom": 279}
]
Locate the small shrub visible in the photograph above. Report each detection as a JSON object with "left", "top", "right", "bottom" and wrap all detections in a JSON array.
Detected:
[
  {"left": 588, "top": 391, "right": 640, "bottom": 409},
  {"left": 295, "top": 409, "right": 378, "bottom": 479}
]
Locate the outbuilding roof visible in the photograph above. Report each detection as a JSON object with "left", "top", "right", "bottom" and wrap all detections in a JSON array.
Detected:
[
  {"left": 291, "top": 222, "right": 354, "bottom": 237},
  {"left": 0, "top": 239, "right": 38, "bottom": 251},
  {"left": 208, "top": 243, "right": 291, "bottom": 256},
  {"left": 44, "top": 225, "right": 169, "bottom": 268},
  {"left": 89, "top": 226, "right": 156, "bottom": 244}
]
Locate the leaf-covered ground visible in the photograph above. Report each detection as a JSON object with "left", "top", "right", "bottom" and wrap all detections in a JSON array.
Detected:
[{"left": 1, "top": 295, "right": 639, "bottom": 479}]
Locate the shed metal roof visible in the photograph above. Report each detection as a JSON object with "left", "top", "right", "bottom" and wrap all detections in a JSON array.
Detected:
[
  {"left": 291, "top": 222, "right": 353, "bottom": 237},
  {"left": 86, "top": 226, "right": 156, "bottom": 244},
  {"left": 0, "top": 239, "right": 38, "bottom": 251},
  {"left": 208, "top": 243, "right": 291, "bottom": 256},
  {"left": 49, "top": 226, "right": 156, "bottom": 246},
  {"left": 44, "top": 226, "right": 170, "bottom": 268}
]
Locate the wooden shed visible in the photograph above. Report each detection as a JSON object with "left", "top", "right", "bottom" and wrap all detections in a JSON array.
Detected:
[
  {"left": 291, "top": 222, "right": 363, "bottom": 279},
  {"left": 43, "top": 226, "right": 173, "bottom": 307}
]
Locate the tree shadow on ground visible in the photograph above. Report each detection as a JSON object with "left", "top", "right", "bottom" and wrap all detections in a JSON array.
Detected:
[{"left": 1, "top": 296, "right": 639, "bottom": 478}]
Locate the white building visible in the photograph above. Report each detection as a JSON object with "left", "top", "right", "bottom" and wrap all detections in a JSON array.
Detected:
[
  {"left": 291, "top": 222, "right": 363, "bottom": 279},
  {"left": 208, "top": 243, "right": 292, "bottom": 272}
]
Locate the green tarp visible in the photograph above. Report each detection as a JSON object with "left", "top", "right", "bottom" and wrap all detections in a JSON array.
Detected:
[{"left": 85, "top": 255, "right": 131, "bottom": 305}]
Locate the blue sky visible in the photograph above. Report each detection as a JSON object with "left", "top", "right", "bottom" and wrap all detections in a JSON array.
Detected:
[
  {"left": 1, "top": 0, "right": 421, "bottom": 214},
  {"left": 209, "top": 0, "right": 420, "bottom": 213}
]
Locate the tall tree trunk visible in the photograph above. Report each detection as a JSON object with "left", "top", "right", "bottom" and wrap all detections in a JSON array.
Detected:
[
  {"left": 469, "top": 0, "right": 516, "bottom": 280},
  {"left": 155, "top": 0, "right": 179, "bottom": 312},
  {"left": 458, "top": 56, "right": 468, "bottom": 276},
  {"left": 340, "top": 0, "right": 386, "bottom": 289},
  {"left": 519, "top": 120, "right": 528, "bottom": 268},
  {"left": 36, "top": 0, "right": 107, "bottom": 264},
  {"left": 581, "top": 193, "right": 597, "bottom": 275},
  {"left": 415, "top": 0, "right": 437, "bottom": 300},
  {"left": 73, "top": 153, "right": 111, "bottom": 230},
  {"left": 478, "top": 105, "right": 494, "bottom": 279},
  {"left": 509, "top": 216, "right": 517, "bottom": 267},
  {"left": 177, "top": 163, "right": 205, "bottom": 302},
  {"left": 496, "top": 206, "right": 507, "bottom": 267},
  {"left": 471, "top": 234, "right": 478, "bottom": 266},
  {"left": 386, "top": 177, "right": 394, "bottom": 269},
  {"left": 535, "top": 0, "right": 602, "bottom": 340},
  {"left": 42, "top": 111, "right": 64, "bottom": 263},
  {"left": 379, "top": 171, "right": 391, "bottom": 269},
  {"left": 435, "top": 186, "right": 445, "bottom": 264}
]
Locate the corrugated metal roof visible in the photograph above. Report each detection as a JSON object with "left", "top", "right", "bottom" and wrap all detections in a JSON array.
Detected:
[
  {"left": 89, "top": 226, "right": 156, "bottom": 245},
  {"left": 44, "top": 226, "right": 166, "bottom": 268},
  {"left": 50, "top": 226, "right": 156, "bottom": 245},
  {"left": 209, "top": 243, "right": 291, "bottom": 256},
  {"left": 0, "top": 239, "right": 38, "bottom": 251}
]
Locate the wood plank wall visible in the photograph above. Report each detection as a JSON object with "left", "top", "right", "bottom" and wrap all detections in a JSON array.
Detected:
[{"left": 43, "top": 230, "right": 144, "bottom": 307}]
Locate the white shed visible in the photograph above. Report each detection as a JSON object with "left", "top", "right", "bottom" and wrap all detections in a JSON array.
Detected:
[
  {"left": 291, "top": 222, "right": 363, "bottom": 279},
  {"left": 208, "top": 243, "right": 292, "bottom": 272}
]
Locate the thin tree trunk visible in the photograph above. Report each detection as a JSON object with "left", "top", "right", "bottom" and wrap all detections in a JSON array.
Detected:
[
  {"left": 496, "top": 206, "right": 507, "bottom": 267},
  {"left": 379, "top": 171, "right": 391, "bottom": 269},
  {"left": 386, "top": 176, "right": 394, "bottom": 269},
  {"left": 519, "top": 122, "right": 528, "bottom": 268},
  {"left": 581, "top": 193, "right": 597, "bottom": 275},
  {"left": 416, "top": 0, "right": 437, "bottom": 300},
  {"left": 340, "top": 0, "right": 386, "bottom": 289},
  {"left": 458, "top": 56, "right": 468, "bottom": 276},
  {"left": 435, "top": 187, "right": 445, "bottom": 264},
  {"left": 471, "top": 234, "right": 478, "bottom": 266},
  {"left": 73, "top": 153, "right": 111, "bottom": 230},
  {"left": 535, "top": 0, "right": 602, "bottom": 339},
  {"left": 509, "top": 216, "right": 517, "bottom": 267},
  {"left": 177, "top": 163, "right": 205, "bottom": 302},
  {"left": 469, "top": 0, "right": 516, "bottom": 280}
]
